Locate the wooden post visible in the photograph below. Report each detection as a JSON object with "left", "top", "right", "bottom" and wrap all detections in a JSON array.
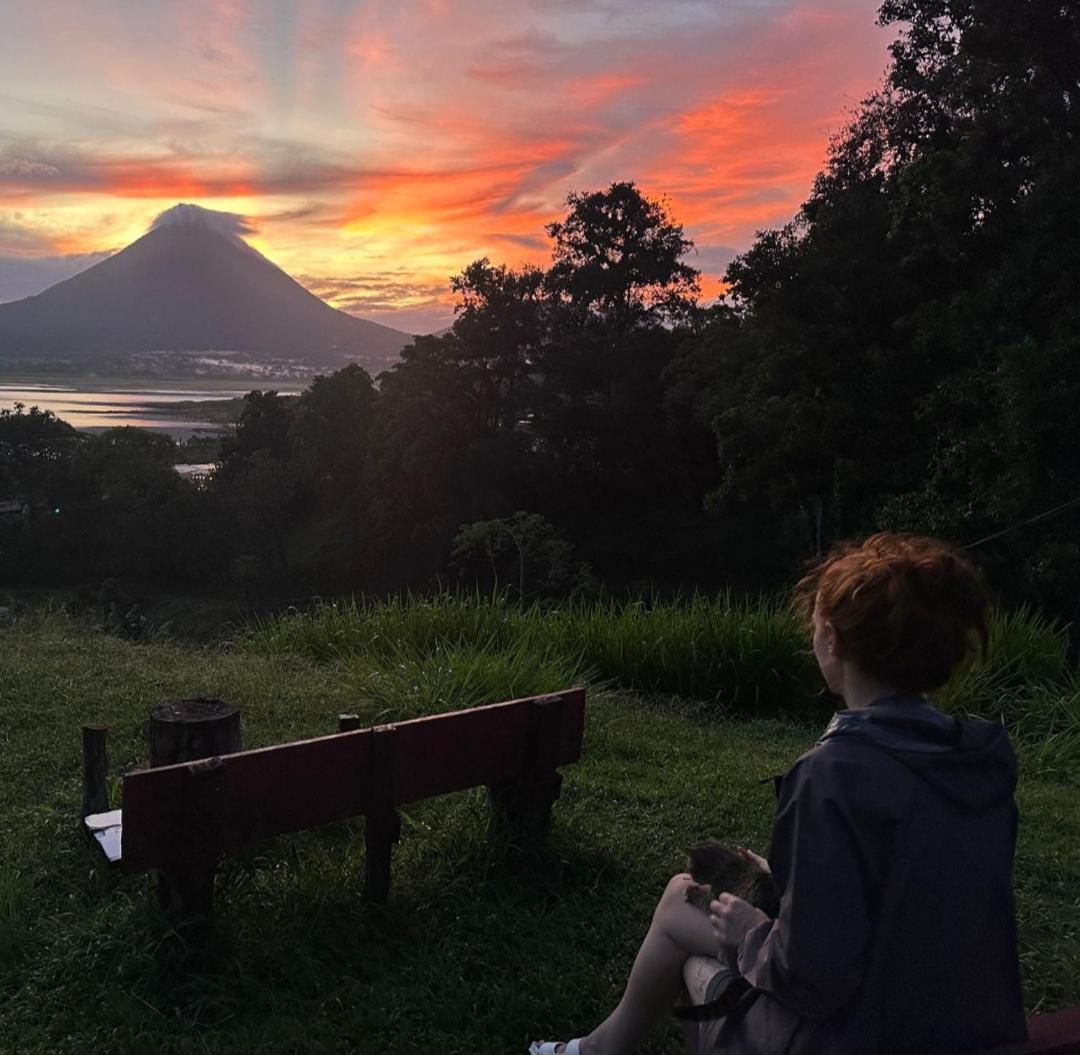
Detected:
[
  {"left": 363, "top": 725, "right": 401, "bottom": 904},
  {"left": 338, "top": 714, "right": 362, "bottom": 732},
  {"left": 150, "top": 698, "right": 240, "bottom": 768},
  {"left": 157, "top": 757, "right": 225, "bottom": 916},
  {"left": 489, "top": 694, "right": 566, "bottom": 847},
  {"left": 81, "top": 725, "right": 110, "bottom": 818}
]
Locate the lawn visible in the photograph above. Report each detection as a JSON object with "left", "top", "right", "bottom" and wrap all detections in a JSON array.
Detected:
[{"left": 0, "top": 613, "right": 1077, "bottom": 1055}]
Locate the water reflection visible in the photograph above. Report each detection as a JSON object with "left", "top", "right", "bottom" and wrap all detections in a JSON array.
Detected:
[{"left": 0, "top": 381, "right": 300, "bottom": 437}]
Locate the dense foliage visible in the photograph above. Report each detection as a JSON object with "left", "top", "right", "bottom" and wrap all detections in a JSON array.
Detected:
[
  {"left": 1, "top": 1, "right": 1078, "bottom": 626},
  {"left": 681, "top": 0, "right": 1080, "bottom": 615}
]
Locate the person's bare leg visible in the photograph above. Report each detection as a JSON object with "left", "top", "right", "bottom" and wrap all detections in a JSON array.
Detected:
[
  {"left": 680, "top": 956, "right": 726, "bottom": 1055},
  {"left": 572, "top": 874, "right": 719, "bottom": 1055},
  {"left": 683, "top": 955, "right": 724, "bottom": 1006}
]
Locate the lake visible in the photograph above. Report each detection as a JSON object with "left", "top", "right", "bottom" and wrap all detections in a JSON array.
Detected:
[{"left": 0, "top": 380, "right": 301, "bottom": 437}]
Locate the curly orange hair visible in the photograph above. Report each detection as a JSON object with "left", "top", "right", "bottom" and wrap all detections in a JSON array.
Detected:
[{"left": 793, "top": 533, "right": 989, "bottom": 693}]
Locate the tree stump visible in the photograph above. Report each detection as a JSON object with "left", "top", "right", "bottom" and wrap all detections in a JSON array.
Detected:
[
  {"left": 149, "top": 698, "right": 241, "bottom": 768},
  {"left": 148, "top": 698, "right": 240, "bottom": 916}
]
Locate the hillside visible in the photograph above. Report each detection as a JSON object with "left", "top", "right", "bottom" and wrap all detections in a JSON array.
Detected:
[{"left": 0, "top": 606, "right": 1076, "bottom": 1053}]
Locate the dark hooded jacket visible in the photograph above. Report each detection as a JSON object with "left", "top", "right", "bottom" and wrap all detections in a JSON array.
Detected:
[{"left": 717, "top": 695, "right": 1026, "bottom": 1054}]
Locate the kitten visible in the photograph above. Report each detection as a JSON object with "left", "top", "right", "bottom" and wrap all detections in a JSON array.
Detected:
[
  {"left": 676, "top": 839, "right": 780, "bottom": 1023},
  {"left": 683, "top": 839, "right": 780, "bottom": 917}
]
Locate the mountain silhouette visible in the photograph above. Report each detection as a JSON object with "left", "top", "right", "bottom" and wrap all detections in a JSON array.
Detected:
[{"left": 0, "top": 205, "right": 412, "bottom": 372}]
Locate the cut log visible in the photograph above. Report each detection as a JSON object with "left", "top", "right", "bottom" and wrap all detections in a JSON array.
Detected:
[
  {"left": 148, "top": 700, "right": 237, "bottom": 917},
  {"left": 149, "top": 698, "right": 241, "bottom": 768}
]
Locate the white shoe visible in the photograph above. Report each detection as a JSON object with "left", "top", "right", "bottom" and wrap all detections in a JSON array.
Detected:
[{"left": 528, "top": 1040, "right": 582, "bottom": 1055}]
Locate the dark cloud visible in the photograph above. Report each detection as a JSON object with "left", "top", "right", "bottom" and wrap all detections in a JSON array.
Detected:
[
  {"left": 0, "top": 139, "right": 65, "bottom": 182},
  {"left": 195, "top": 40, "right": 230, "bottom": 65},
  {"left": 259, "top": 202, "right": 336, "bottom": 225},
  {"left": 0, "top": 158, "right": 60, "bottom": 178},
  {"left": 0, "top": 216, "right": 56, "bottom": 255},
  {"left": 0, "top": 93, "right": 149, "bottom": 138},
  {"left": 489, "top": 27, "right": 566, "bottom": 56},
  {"left": 467, "top": 27, "right": 568, "bottom": 84},
  {"left": 686, "top": 243, "right": 739, "bottom": 276},
  {"left": 483, "top": 231, "right": 548, "bottom": 251},
  {"left": 0, "top": 251, "right": 113, "bottom": 304},
  {"left": 298, "top": 272, "right": 450, "bottom": 313}
]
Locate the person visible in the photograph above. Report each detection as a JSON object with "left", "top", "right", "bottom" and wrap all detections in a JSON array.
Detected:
[{"left": 529, "top": 533, "right": 1026, "bottom": 1055}]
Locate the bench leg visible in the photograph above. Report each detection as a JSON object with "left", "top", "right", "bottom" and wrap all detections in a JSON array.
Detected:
[
  {"left": 363, "top": 810, "right": 402, "bottom": 903},
  {"left": 156, "top": 859, "right": 217, "bottom": 916},
  {"left": 153, "top": 758, "right": 224, "bottom": 917},
  {"left": 488, "top": 769, "right": 563, "bottom": 847}
]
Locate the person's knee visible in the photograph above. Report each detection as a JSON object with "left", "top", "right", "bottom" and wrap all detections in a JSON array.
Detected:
[{"left": 654, "top": 873, "right": 695, "bottom": 924}]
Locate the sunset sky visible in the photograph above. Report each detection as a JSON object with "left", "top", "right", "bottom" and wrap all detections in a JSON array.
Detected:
[{"left": 0, "top": 0, "right": 892, "bottom": 333}]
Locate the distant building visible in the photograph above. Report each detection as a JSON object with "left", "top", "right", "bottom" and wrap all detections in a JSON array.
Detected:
[{"left": 173, "top": 463, "right": 216, "bottom": 485}]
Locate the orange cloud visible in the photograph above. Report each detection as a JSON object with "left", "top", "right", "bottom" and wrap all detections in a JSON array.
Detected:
[{"left": 348, "top": 32, "right": 396, "bottom": 68}]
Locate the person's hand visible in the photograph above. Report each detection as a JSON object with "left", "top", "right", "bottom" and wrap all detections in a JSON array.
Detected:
[
  {"left": 736, "top": 846, "right": 771, "bottom": 875},
  {"left": 709, "top": 892, "right": 770, "bottom": 953}
]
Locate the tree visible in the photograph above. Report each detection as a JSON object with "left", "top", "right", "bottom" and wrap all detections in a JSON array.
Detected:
[
  {"left": 450, "top": 259, "right": 546, "bottom": 428},
  {"left": 0, "top": 405, "right": 87, "bottom": 583},
  {"left": 217, "top": 390, "right": 295, "bottom": 479},
  {"left": 0, "top": 403, "right": 83, "bottom": 502},
  {"left": 364, "top": 258, "right": 556, "bottom": 586},
  {"left": 531, "top": 184, "right": 703, "bottom": 515},
  {"left": 289, "top": 364, "right": 375, "bottom": 491},
  {"left": 545, "top": 181, "right": 700, "bottom": 336},
  {"left": 221, "top": 450, "right": 304, "bottom": 576},
  {"left": 450, "top": 512, "right": 596, "bottom": 598}
]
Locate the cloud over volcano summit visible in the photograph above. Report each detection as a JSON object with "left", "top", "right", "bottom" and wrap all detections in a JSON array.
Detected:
[{"left": 148, "top": 203, "right": 257, "bottom": 242}]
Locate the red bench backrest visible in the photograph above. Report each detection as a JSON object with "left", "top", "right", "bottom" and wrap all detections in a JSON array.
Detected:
[{"left": 119, "top": 688, "right": 585, "bottom": 874}]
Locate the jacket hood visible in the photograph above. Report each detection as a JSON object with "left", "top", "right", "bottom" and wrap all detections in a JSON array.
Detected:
[{"left": 818, "top": 695, "right": 1017, "bottom": 809}]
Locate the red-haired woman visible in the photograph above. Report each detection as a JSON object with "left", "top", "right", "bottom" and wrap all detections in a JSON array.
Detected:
[{"left": 530, "top": 533, "right": 1026, "bottom": 1055}]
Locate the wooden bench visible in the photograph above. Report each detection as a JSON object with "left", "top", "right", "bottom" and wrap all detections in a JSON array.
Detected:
[{"left": 84, "top": 688, "right": 585, "bottom": 914}]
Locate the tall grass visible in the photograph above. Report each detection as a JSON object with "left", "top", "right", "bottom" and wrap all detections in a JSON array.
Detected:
[
  {"left": 241, "top": 590, "right": 821, "bottom": 718},
  {"left": 242, "top": 593, "right": 592, "bottom": 720},
  {"left": 243, "top": 591, "right": 530, "bottom": 662},
  {"left": 541, "top": 593, "right": 818, "bottom": 714},
  {"left": 0, "top": 866, "right": 32, "bottom": 962},
  {"left": 935, "top": 605, "right": 1071, "bottom": 719},
  {"left": 922, "top": 605, "right": 1076, "bottom": 782},
  {"left": 341, "top": 632, "right": 599, "bottom": 721},
  {"left": 242, "top": 591, "right": 1080, "bottom": 776},
  {"left": 1011, "top": 673, "right": 1080, "bottom": 785}
]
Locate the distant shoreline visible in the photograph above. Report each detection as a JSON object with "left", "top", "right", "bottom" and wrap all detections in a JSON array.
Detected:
[{"left": 0, "top": 371, "right": 305, "bottom": 392}]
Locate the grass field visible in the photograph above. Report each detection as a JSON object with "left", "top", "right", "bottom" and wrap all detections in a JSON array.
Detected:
[{"left": 0, "top": 609, "right": 1077, "bottom": 1055}]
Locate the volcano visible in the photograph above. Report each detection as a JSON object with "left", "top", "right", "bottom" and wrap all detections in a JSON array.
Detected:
[{"left": 0, "top": 205, "right": 412, "bottom": 373}]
